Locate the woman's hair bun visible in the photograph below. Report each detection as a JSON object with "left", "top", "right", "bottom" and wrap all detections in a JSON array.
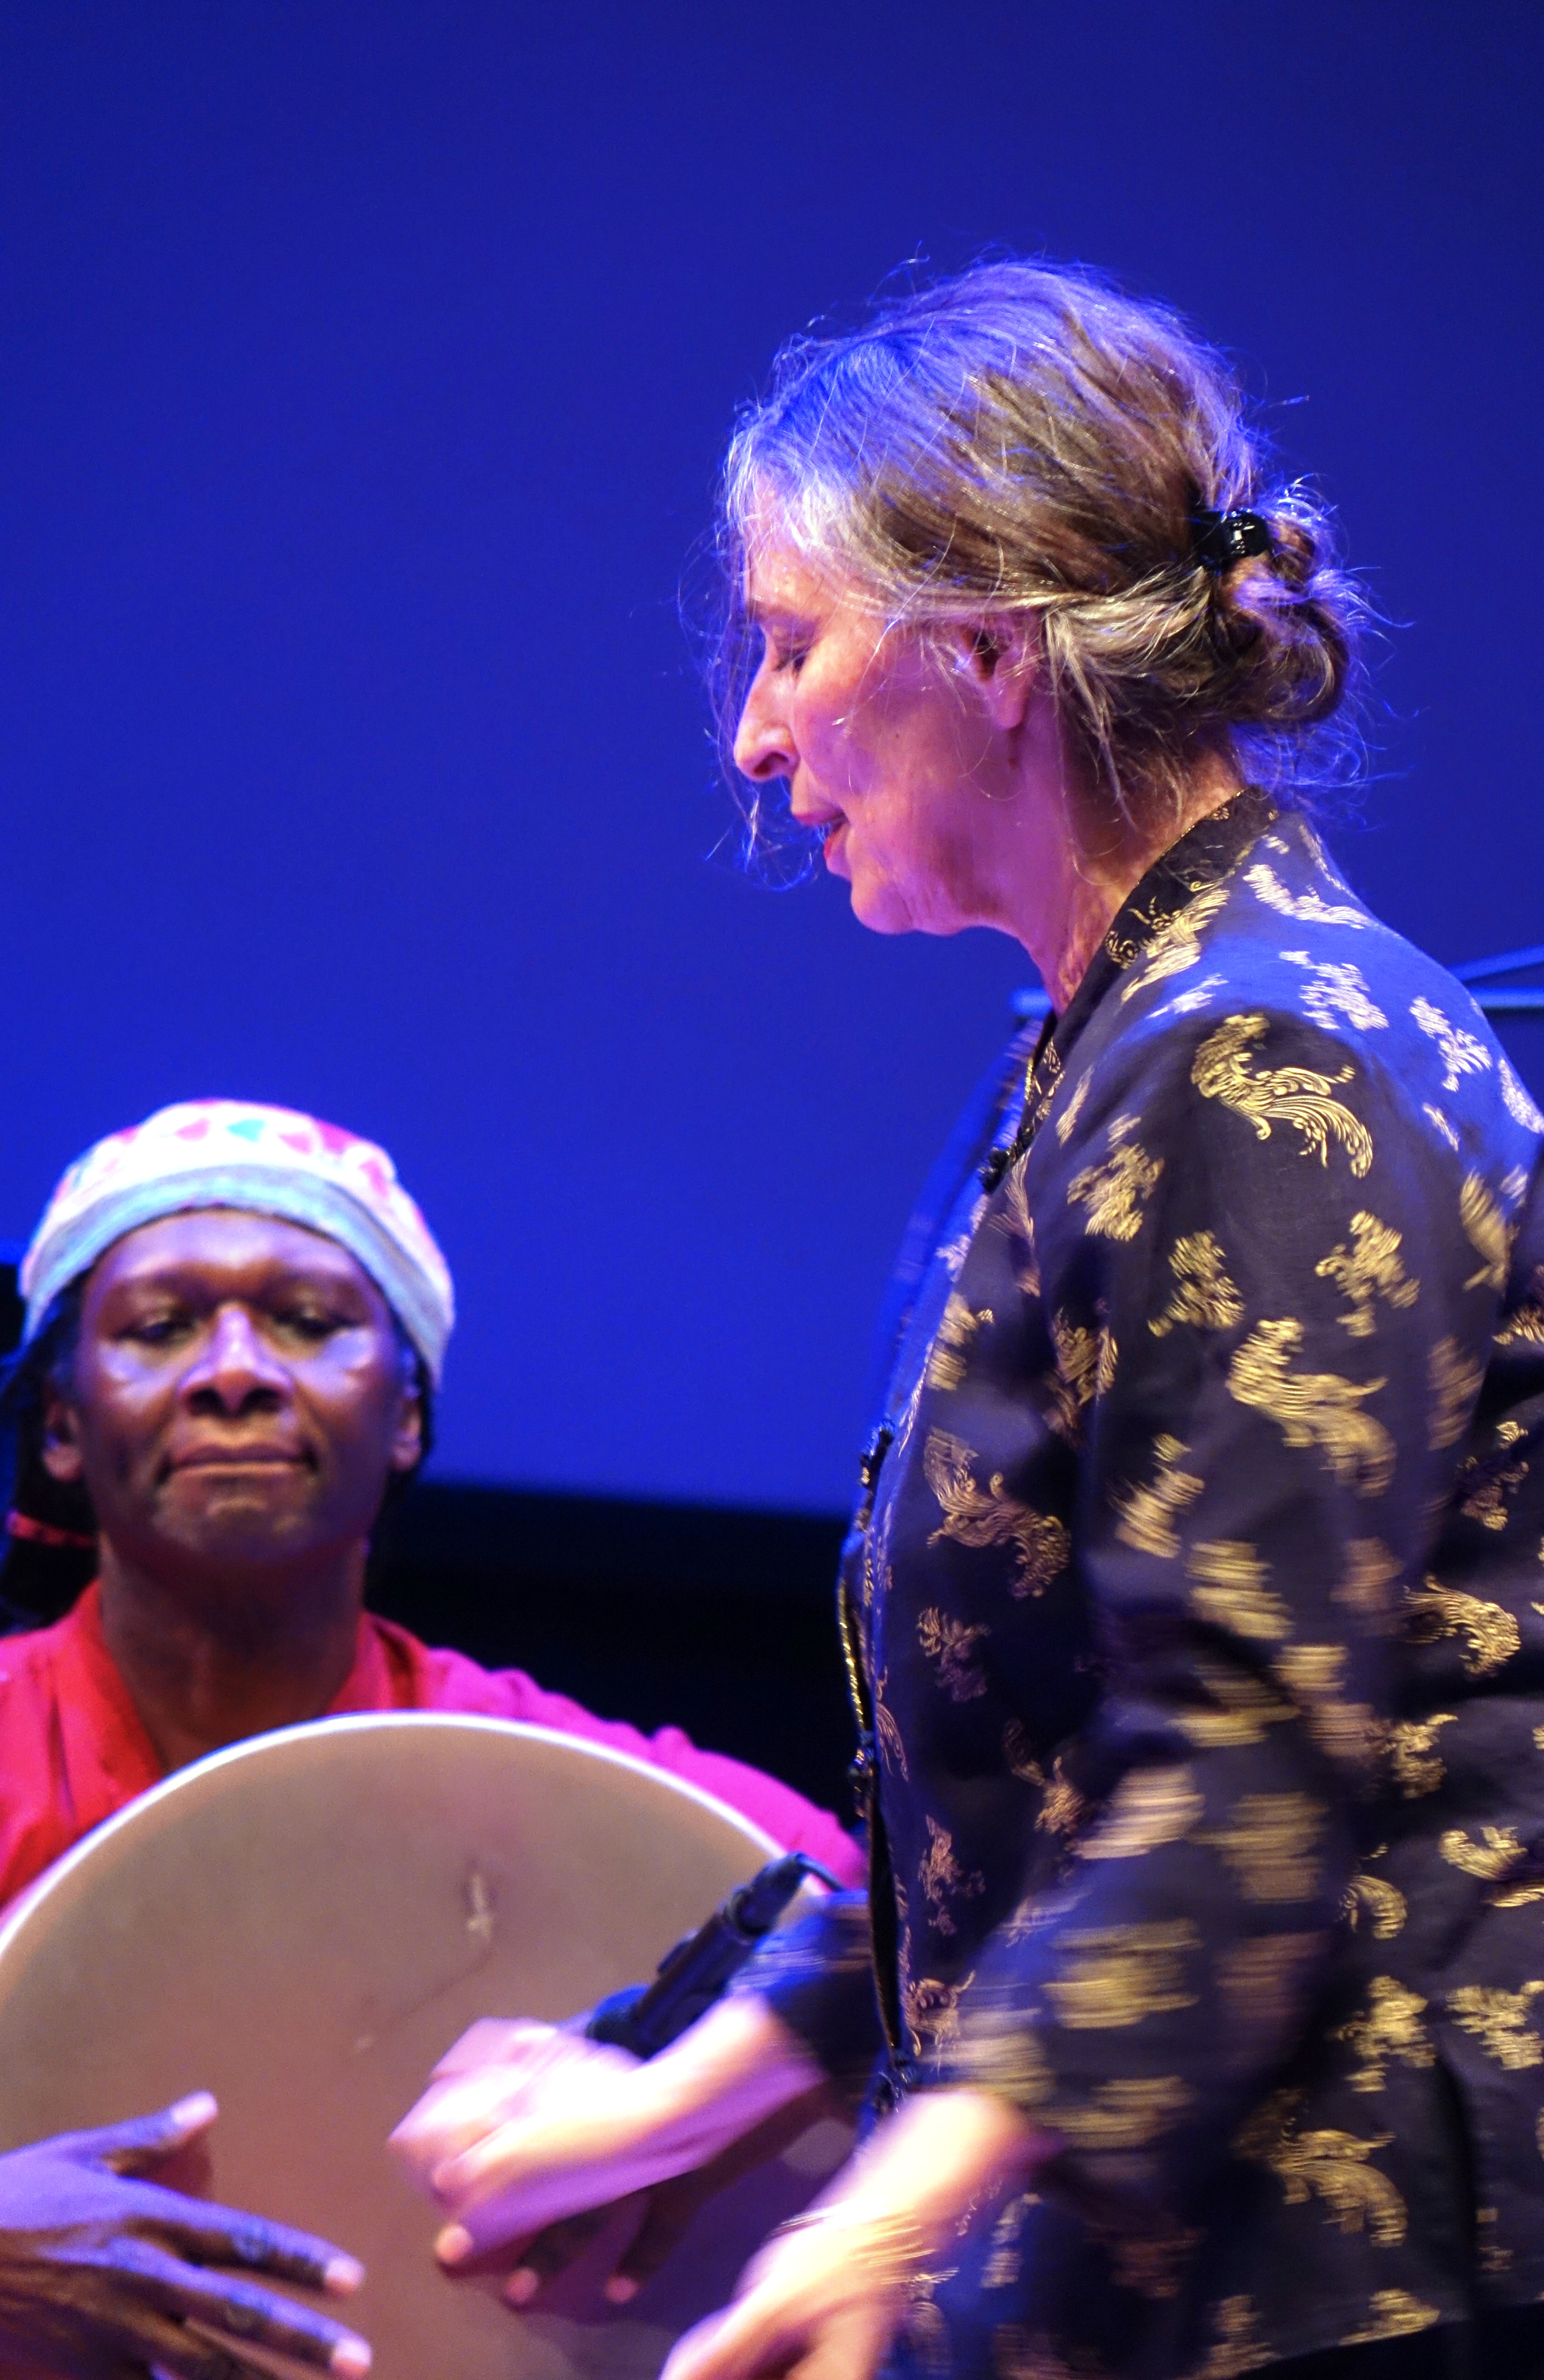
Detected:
[{"left": 1205, "top": 496, "right": 1354, "bottom": 732}]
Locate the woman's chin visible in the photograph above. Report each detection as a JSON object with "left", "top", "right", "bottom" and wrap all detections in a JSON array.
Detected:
[{"left": 842, "top": 861, "right": 913, "bottom": 935}]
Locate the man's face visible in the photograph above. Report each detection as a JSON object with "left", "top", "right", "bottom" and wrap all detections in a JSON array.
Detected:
[{"left": 42, "top": 1209, "right": 423, "bottom": 1583}]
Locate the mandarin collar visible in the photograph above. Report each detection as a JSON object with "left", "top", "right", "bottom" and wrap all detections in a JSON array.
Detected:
[{"left": 1015, "top": 783, "right": 1278, "bottom": 1149}]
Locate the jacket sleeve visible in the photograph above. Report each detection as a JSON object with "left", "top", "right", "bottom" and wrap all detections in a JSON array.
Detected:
[
  {"left": 936, "top": 1004, "right": 1505, "bottom": 2214},
  {"left": 729, "top": 1889, "right": 885, "bottom": 2086}
]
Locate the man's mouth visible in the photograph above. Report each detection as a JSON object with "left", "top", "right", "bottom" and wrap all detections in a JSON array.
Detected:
[{"left": 169, "top": 1448, "right": 307, "bottom": 1473}]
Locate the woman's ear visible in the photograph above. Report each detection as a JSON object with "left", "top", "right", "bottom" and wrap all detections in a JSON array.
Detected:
[
  {"left": 946, "top": 614, "right": 1040, "bottom": 729},
  {"left": 40, "top": 1385, "right": 85, "bottom": 1484}
]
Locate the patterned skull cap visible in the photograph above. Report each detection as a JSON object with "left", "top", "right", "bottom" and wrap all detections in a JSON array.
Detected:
[{"left": 19, "top": 1100, "right": 454, "bottom": 1383}]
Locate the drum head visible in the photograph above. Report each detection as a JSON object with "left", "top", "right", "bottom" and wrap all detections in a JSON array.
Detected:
[{"left": 0, "top": 1713, "right": 852, "bottom": 2380}]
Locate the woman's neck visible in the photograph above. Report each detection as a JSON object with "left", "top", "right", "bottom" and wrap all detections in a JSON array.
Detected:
[
  {"left": 1010, "top": 747, "right": 1244, "bottom": 1011},
  {"left": 96, "top": 1543, "right": 368, "bottom": 1775}
]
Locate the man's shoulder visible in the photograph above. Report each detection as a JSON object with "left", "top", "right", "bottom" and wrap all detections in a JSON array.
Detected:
[
  {"left": 362, "top": 1612, "right": 534, "bottom": 1718},
  {"left": 0, "top": 1599, "right": 83, "bottom": 1702}
]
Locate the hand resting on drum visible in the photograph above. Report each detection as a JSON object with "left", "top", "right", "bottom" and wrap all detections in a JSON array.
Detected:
[
  {"left": 0, "top": 2091, "right": 370, "bottom": 2380},
  {"left": 390, "top": 1995, "right": 824, "bottom": 2306}
]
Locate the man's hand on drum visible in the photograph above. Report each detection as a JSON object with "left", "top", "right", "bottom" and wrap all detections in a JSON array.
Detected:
[
  {"left": 390, "top": 1996, "right": 827, "bottom": 2307},
  {"left": 0, "top": 2092, "right": 370, "bottom": 2380}
]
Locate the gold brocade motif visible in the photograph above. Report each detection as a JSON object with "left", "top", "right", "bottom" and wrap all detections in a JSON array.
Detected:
[
  {"left": 1315, "top": 1214, "right": 1419, "bottom": 1338},
  {"left": 1002, "top": 1717, "right": 1044, "bottom": 1787},
  {"left": 1333, "top": 1539, "right": 1402, "bottom": 1632},
  {"left": 1192, "top": 1013, "right": 1374, "bottom": 1177},
  {"left": 1227, "top": 1320, "right": 1394, "bottom": 1494},
  {"left": 1477, "top": 2203, "right": 1513, "bottom": 2277},
  {"left": 1202, "top": 1793, "right": 1324, "bottom": 1902},
  {"left": 1234, "top": 2089, "right": 1406, "bottom": 2244},
  {"left": 1119, "top": 883, "right": 1232, "bottom": 1005},
  {"left": 1493, "top": 1882, "right": 1544, "bottom": 1910},
  {"left": 1274, "top": 1644, "right": 1378, "bottom": 1768},
  {"left": 1052, "top": 2076, "right": 1192, "bottom": 2152},
  {"left": 1411, "top": 994, "right": 1492, "bottom": 1094},
  {"left": 919, "top": 1814, "right": 984, "bottom": 1937},
  {"left": 1080, "top": 1765, "right": 1202, "bottom": 1861},
  {"left": 1187, "top": 1541, "right": 1289, "bottom": 1638},
  {"left": 1406, "top": 1581, "right": 1520, "bottom": 1677},
  {"left": 1066, "top": 1114, "right": 1164, "bottom": 1241},
  {"left": 1046, "top": 1309, "right": 1117, "bottom": 1441},
  {"left": 1386, "top": 1714, "right": 1456, "bottom": 1797},
  {"left": 1343, "top": 1871, "right": 1407, "bottom": 1939},
  {"left": 873, "top": 1677, "right": 909, "bottom": 1780},
  {"left": 1243, "top": 863, "right": 1366, "bottom": 929},
  {"left": 979, "top": 2194, "right": 1029, "bottom": 2292},
  {"left": 1459, "top": 1420, "right": 1530, "bottom": 1531},
  {"left": 1500, "top": 1052, "right": 1544, "bottom": 1132},
  {"left": 1281, "top": 953, "right": 1389, "bottom": 1032},
  {"left": 1053, "top": 1070, "right": 1091, "bottom": 1144},
  {"left": 1460, "top": 1173, "right": 1513, "bottom": 1294},
  {"left": 996, "top": 1154, "right": 1042, "bottom": 1297},
  {"left": 1177, "top": 1659, "right": 1294, "bottom": 1750},
  {"left": 1423, "top": 1101, "right": 1460, "bottom": 1152},
  {"left": 1339, "top": 2292, "right": 1441, "bottom": 2347},
  {"left": 1330, "top": 1975, "right": 1434, "bottom": 2091},
  {"left": 1044, "top": 1920, "right": 1199, "bottom": 2030},
  {"left": 925, "top": 1295, "right": 995, "bottom": 1392},
  {"left": 1497, "top": 1269, "right": 1544, "bottom": 1350},
  {"left": 917, "top": 1606, "right": 991, "bottom": 1702},
  {"left": 959, "top": 2011, "right": 1056, "bottom": 2108},
  {"left": 903, "top": 1969, "right": 975, "bottom": 2059},
  {"left": 1149, "top": 1231, "right": 1244, "bottom": 1339},
  {"left": 1186, "top": 2294, "right": 1273, "bottom": 2378},
  {"left": 1112, "top": 1433, "right": 1205, "bottom": 1557},
  {"left": 1445, "top": 1982, "right": 1544, "bottom": 2068},
  {"left": 1216, "top": 1933, "right": 1324, "bottom": 2046},
  {"left": 1152, "top": 972, "right": 1225, "bottom": 1022},
  {"left": 1438, "top": 1825, "right": 1524, "bottom": 1880},
  {"left": 1037, "top": 1755, "right": 1086, "bottom": 1838},
  {"left": 924, "top": 1431, "right": 1071, "bottom": 1599}
]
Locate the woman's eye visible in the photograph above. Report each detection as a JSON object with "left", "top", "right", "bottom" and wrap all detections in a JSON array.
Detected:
[{"left": 759, "top": 629, "right": 811, "bottom": 678}]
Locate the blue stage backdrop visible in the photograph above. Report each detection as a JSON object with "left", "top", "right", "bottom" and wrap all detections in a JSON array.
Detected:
[{"left": 0, "top": 2, "right": 1538, "bottom": 1510}]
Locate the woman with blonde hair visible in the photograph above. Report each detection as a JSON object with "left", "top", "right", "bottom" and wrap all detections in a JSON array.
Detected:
[{"left": 397, "top": 262, "right": 1544, "bottom": 2380}]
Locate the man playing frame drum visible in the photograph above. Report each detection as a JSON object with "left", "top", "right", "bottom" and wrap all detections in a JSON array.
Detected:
[
  {"left": 0, "top": 1101, "right": 857, "bottom": 2376},
  {"left": 0, "top": 1097, "right": 859, "bottom": 1909}
]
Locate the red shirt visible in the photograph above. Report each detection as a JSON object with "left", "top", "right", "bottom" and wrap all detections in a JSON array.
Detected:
[{"left": 0, "top": 1583, "right": 863, "bottom": 1911}]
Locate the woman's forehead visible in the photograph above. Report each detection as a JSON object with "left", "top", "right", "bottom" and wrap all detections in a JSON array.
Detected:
[{"left": 87, "top": 1209, "right": 379, "bottom": 1298}]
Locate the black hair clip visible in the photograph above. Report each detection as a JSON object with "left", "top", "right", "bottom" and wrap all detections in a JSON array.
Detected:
[{"left": 1190, "top": 507, "right": 1273, "bottom": 572}]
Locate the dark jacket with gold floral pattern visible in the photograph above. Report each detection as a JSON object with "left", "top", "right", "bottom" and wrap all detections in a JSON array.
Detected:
[{"left": 737, "top": 791, "right": 1544, "bottom": 2375}]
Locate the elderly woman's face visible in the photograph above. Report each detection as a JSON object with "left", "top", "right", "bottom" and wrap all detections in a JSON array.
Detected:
[{"left": 734, "top": 538, "right": 1023, "bottom": 937}]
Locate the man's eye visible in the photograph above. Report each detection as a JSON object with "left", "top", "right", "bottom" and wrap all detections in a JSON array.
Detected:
[
  {"left": 276, "top": 1310, "right": 343, "bottom": 1341},
  {"left": 122, "top": 1315, "right": 189, "bottom": 1347}
]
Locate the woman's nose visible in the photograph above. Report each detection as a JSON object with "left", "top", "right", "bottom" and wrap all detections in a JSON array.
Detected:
[
  {"left": 733, "top": 668, "right": 796, "bottom": 783},
  {"left": 183, "top": 1307, "right": 288, "bottom": 1413}
]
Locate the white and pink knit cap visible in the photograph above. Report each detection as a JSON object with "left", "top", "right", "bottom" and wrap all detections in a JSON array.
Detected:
[{"left": 19, "top": 1100, "right": 455, "bottom": 1383}]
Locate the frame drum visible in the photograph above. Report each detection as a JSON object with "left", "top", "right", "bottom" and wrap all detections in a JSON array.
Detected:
[{"left": 0, "top": 1713, "right": 853, "bottom": 2380}]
